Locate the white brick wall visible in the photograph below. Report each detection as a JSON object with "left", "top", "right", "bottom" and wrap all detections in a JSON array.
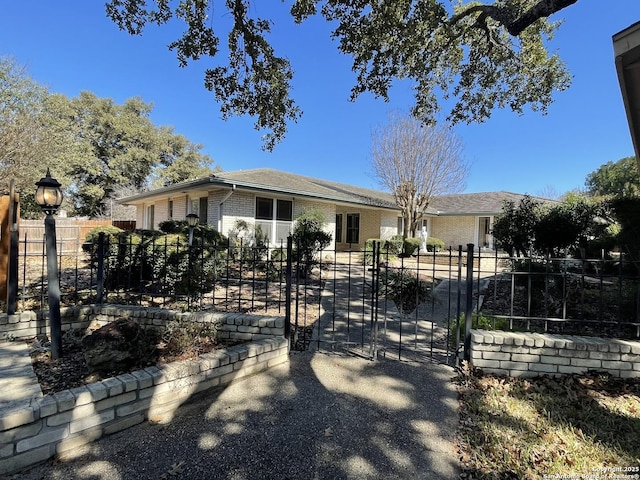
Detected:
[
  {"left": 380, "top": 213, "right": 400, "bottom": 240},
  {"left": 132, "top": 188, "right": 401, "bottom": 250},
  {"left": 431, "top": 216, "right": 476, "bottom": 249},
  {"left": 154, "top": 202, "right": 168, "bottom": 229},
  {"left": 220, "top": 191, "right": 256, "bottom": 238},
  {"left": 470, "top": 329, "right": 640, "bottom": 379},
  {"left": 170, "top": 196, "right": 188, "bottom": 221}
]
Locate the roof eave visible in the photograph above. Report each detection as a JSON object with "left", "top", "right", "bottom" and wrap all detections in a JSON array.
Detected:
[
  {"left": 614, "top": 21, "right": 640, "bottom": 168},
  {"left": 118, "top": 175, "right": 399, "bottom": 210}
]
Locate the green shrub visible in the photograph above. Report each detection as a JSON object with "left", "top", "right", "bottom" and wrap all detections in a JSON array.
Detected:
[
  {"left": 83, "top": 226, "right": 125, "bottom": 260},
  {"left": 388, "top": 235, "right": 405, "bottom": 255},
  {"left": 403, "top": 237, "right": 421, "bottom": 256},
  {"left": 450, "top": 312, "right": 519, "bottom": 349},
  {"left": 362, "top": 238, "right": 400, "bottom": 265},
  {"left": 84, "top": 226, "right": 228, "bottom": 300},
  {"left": 427, "top": 236, "right": 445, "bottom": 252},
  {"left": 228, "top": 220, "right": 267, "bottom": 262},
  {"left": 292, "top": 208, "right": 332, "bottom": 276},
  {"left": 362, "top": 238, "right": 379, "bottom": 265},
  {"left": 270, "top": 247, "right": 287, "bottom": 262},
  {"left": 84, "top": 225, "right": 124, "bottom": 244},
  {"left": 158, "top": 219, "right": 181, "bottom": 233},
  {"left": 381, "top": 268, "right": 431, "bottom": 314}
]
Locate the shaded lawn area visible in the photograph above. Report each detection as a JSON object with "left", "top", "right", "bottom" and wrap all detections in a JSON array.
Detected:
[{"left": 456, "top": 364, "right": 640, "bottom": 479}]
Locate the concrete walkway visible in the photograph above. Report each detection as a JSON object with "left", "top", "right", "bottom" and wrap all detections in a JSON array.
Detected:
[{"left": 308, "top": 259, "right": 485, "bottom": 364}]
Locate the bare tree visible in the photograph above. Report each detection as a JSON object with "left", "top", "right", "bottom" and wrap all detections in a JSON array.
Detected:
[
  {"left": 536, "top": 185, "right": 563, "bottom": 200},
  {"left": 372, "top": 113, "right": 469, "bottom": 238}
]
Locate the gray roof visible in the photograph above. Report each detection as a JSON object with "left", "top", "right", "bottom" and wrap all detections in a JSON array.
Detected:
[
  {"left": 217, "top": 169, "right": 397, "bottom": 208},
  {"left": 119, "top": 168, "right": 398, "bottom": 209},
  {"left": 119, "top": 168, "right": 553, "bottom": 216},
  {"left": 427, "top": 191, "right": 555, "bottom": 215}
]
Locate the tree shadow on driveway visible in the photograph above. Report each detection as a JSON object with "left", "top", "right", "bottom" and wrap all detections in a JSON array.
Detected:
[{"left": 11, "top": 351, "right": 459, "bottom": 480}]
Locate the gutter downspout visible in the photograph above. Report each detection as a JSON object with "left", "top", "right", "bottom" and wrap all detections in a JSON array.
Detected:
[{"left": 218, "top": 185, "right": 236, "bottom": 232}]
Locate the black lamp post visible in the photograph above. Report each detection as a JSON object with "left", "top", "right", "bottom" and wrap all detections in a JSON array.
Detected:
[
  {"left": 35, "top": 169, "right": 64, "bottom": 359},
  {"left": 186, "top": 213, "right": 199, "bottom": 246}
]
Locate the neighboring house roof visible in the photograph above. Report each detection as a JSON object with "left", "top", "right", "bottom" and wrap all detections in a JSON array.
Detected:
[
  {"left": 118, "top": 168, "right": 553, "bottom": 216},
  {"left": 427, "top": 191, "right": 555, "bottom": 216},
  {"left": 118, "top": 168, "right": 398, "bottom": 210}
]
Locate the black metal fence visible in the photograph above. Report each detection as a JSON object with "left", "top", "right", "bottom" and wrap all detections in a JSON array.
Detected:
[
  {"left": 4, "top": 232, "right": 640, "bottom": 363},
  {"left": 470, "top": 248, "right": 640, "bottom": 340}
]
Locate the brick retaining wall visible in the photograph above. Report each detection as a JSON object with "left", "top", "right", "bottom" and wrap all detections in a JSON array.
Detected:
[
  {"left": 470, "top": 329, "right": 640, "bottom": 378},
  {"left": 1, "top": 305, "right": 285, "bottom": 342},
  {"left": 0, "top": 307, "right": 288, "bottom": 475}
]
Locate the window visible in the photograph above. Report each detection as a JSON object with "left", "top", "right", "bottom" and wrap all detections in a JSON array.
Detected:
[
  {"left": 335, "top": 214, "right": 343, "bottom": 243},
  {"left": 346, "top": 213, "right": 360, "bottom": 244},
  {"left": 199, "top": 197, "right": 208, "bottom": 224},
  {"left": 168, "top": 200, "right": 173, "bottom": 220},
  {"left": 255, "top": 197, "right": 293, "bottom": 243},
  {"left": 276, "top": 199, "right": 292, "bottom": 221},
  {"left": 256, "top": 197, "right": 273, "bottom": 220},
  {"left": 478, "top": 216, "right": 492, "bottom": 248},
  {"left": 146, "top": 205, "right": 155, "bottom": 230},
  {"left": 397, "top": 217, "right": 404, "bottom": 235},
  {"left": 190, "top": 198, "right": 199, "bottom": 216}
]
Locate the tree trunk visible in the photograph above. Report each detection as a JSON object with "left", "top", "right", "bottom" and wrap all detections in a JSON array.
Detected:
[{"left": 403, "top": 213, "right": 410, "bottom": 239}]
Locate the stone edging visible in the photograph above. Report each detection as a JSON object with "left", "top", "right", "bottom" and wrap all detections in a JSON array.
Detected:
[{"left": 470, "top": 329, "right": 640, "bottom": 378}]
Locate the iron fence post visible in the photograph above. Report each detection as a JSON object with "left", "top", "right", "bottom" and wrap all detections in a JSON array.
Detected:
[
  {"left": 44, "top": 214, "right": 62, "bottom": 359},
  {"left": 284, "top": 236, "right": 292, "bottom": 343},
  {"left": 96, "top": 232, "right": 105, "bottom": 304},
  {"left": 464, "top": 243, "right": 474, "bottom": 362}
]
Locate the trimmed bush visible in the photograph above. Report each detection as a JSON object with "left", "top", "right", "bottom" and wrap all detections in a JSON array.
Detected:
[
  {"left": 362, "top": 238, "right": 400, "bottom": 265},
  {"left": 292, "top": 208, "right": 332, "bottom": 276},
  {"left": 84, "top": 226, "right": 228, "bottom": 301},
  {"left": 403, "top": 237, "right": 421, "bottom": 256},
  {"left": 158, "top": 219, "right": 181, "bottom": 234},
  {"left": 426, "top": 236, "right": 445, "bottom": 252},
  {"left": 84, "top": 225, "right": 124, "bottom": 247},
  {"left": 387, "top": 235, "right": 404, "bottom": 255}
]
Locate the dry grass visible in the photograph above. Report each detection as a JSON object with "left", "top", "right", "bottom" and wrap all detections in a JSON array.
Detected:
[{"left": 456, "top": 363, "right": 640, "bottom": 479}]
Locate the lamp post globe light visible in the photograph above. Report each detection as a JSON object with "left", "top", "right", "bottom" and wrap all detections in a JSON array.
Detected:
[
  {"left": 35, "top": 169, "right": 63, "bottom": 359},
  {"left": 186, "top": 213, "right": 199, "bottom": 246}
]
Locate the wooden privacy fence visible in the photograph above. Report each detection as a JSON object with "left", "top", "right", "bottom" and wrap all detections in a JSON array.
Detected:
[
  {"left": 18, "top": 219, "right": 116, "bottom": 254},
  {"left": 0, "top": 191, "right": 19, "bottom": 303}
]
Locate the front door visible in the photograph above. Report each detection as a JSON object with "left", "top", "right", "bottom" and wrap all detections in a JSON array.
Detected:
[{"left": 477, "top": 216, "right": 492, "bottom": 249}]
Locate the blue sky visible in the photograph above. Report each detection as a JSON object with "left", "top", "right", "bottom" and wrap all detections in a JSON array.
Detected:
[{"left": 2, "top": 1, "right": 639, "bottom": 196}]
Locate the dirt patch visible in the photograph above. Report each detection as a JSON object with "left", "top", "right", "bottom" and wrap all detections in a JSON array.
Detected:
[{"left": 29, "top": 326, "right": 240, "bottom": 396}]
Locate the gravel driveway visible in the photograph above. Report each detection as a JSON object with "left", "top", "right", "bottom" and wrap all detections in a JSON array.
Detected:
[{"left": 11, "top": 350, "right": 459, "bottom": 480}]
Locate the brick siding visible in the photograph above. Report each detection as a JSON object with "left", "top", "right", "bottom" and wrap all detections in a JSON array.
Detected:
[
  {"left": 136, "top": 190, "right": 402, "bottom": 251},
  {"left": 430, "top": 216, "right": 476, "bottom": 248}
]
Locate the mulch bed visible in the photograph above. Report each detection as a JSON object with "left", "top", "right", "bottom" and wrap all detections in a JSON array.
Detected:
[{"left": 29, "top": 333, "right": 231, "bottom": 396}]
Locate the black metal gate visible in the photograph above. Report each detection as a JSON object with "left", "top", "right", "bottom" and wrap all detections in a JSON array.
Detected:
[{"left": 288, "top": 240, "right": 468, "bottom": 365}]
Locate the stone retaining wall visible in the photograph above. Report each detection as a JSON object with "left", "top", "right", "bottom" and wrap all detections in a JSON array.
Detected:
[
  {"left": 0, "top": 307, "right": 288, "bottom": 476},
  {"left": 470, "top": 329, "right": 640, "bottom": 378}
]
